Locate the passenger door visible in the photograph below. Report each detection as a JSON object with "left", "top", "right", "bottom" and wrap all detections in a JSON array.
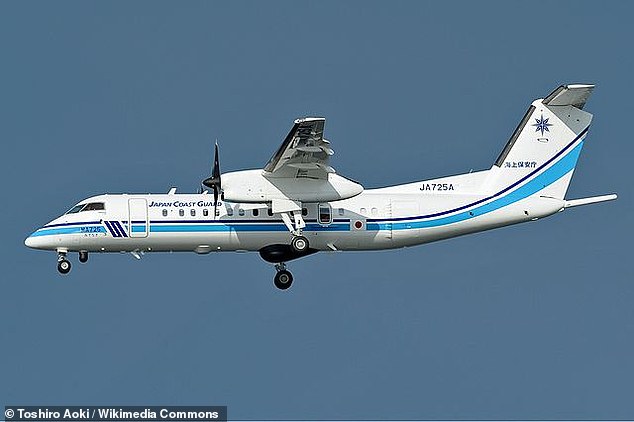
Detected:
[{"left": 128, "top": 198, "right": 149, "bottom": 238}]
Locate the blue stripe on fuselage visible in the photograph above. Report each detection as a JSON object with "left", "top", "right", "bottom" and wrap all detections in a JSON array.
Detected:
[
  {"left": 368, "top": 140, "right": 584, "bottom": 230},
  {"left": 143, "top": 223, "right": 350, "bottom": 233},
  {"left": 131, "top": 224, "right": 147, "bottom": 233},
  {"left": 30, "top": 225, "right": 106, "bottom": 237}
]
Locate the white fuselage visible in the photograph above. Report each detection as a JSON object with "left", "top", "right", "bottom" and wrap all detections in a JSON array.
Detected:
[{"left": 24, "top": 168, "right": 568, "bottom": 255}]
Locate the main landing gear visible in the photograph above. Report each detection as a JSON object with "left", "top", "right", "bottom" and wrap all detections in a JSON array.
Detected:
[
  {"left": 274, "top": 263, "right": 293, "bottom": 290},
  {"left": 281, "top": 210, "right": 310, "bottom": 253},
  {"left": 290, "top": 235, "right": 309, "bottom": 253},
  {"left": 79, "top": 251, "right": 89, "bottom": 263}
]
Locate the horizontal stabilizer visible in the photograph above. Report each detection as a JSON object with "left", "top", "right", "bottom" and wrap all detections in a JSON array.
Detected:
[
  {"left": 543, "top": 84, "right": 595, "bottom": 109},
  {"left": 564, "top": 194, "right": 617, "bottom": 208}
]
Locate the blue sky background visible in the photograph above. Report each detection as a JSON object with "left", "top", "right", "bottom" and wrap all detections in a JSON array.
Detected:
[{"left": 1, "top": 1, "right": 633, "bottom": 420}]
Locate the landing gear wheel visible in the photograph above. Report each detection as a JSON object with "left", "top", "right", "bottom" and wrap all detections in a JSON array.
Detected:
[
  {"left": 290, "top": 235, "right": 309, "bottom": 253},
  {"left": 79, "top": 251, "right": 88, "bottom": 263},
  {"left": 57, "top": 259, "right": 71, "bottom": 274},
  {"left": 274, "top": 270, "right": 293, "bottom": 290}
]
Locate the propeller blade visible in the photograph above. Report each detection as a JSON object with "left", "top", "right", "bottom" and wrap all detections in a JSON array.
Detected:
[
  {"left": 201, "top": 142, "right": 221, "bottom": 218},
  {"left": 202, "top": 143, "right": 221, "bottom": 190},
  {"left": 212, "top": 141, "right": 221, "bottom": 181}
]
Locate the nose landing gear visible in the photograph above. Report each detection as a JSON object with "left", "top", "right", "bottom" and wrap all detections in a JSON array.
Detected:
[
  {"left": 79, "top": 251, "right": 89, "bottom": 263},
  {"left": 57, "top": 253, "right": 71, "bottom": 274}
]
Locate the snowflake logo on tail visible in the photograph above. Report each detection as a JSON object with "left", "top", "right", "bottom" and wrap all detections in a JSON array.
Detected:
[{"left": 532, "top": 114, "right": 552, "bottom": 136}]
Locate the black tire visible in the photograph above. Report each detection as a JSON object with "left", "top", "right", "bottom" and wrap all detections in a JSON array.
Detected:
[
  {"left": 79, "top": 251, "right": 88, "bottom": 263},
  {"left": 57, "top": 259, "right": 71, "bottom": 274},
  {"left": 274, "top": 270, "right": 293, "bottom": 290},
  {"left": 290, "top": 235, "right": 309, "bottom": 253}
]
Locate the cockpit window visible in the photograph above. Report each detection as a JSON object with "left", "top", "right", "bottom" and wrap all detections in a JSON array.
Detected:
[
  {"left": 65, "top": 202, "right": 105, "bottom": 214},
  {"left": 83, "top": 202, "right": 105, "bottom": 211},
  {"left": 66, "top": 204, "right": 85, "bottom": 214}
]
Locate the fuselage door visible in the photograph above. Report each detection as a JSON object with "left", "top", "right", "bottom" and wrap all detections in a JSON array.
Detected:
[
  {"left": 318, "top": 203, "right": 332, "bottom": 226},
  {"left": 128, "top": 198, "right": 148, "bottom": 238}
]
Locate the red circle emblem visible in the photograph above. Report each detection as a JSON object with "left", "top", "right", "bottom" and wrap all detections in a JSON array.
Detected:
[{"left": 354, "top": 220, "right": 363, "bottom": 229}]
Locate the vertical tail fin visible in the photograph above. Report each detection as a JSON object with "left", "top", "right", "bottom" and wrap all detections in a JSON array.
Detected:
[{"left": 485, "top": 84, "right": 594, "bottom": 199}]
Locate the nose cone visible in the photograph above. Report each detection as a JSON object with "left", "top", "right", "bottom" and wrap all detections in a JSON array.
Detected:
[
  {"left": 24, "top": 233, "right": 37, "bottom": 248},
  {"left": 25, "top": 231, "right": 51, "bottom": 250}
]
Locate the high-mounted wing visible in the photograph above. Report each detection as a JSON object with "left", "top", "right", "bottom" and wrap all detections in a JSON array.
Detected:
[{"left": 264, "top": 117, "right": 335, "bottom": 179}]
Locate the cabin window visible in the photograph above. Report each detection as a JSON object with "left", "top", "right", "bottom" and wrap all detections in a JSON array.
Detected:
[
  {"left": 179, "top": 209, "right": 184, "bottom": 217},
  {"left": 267, "top": 208, "right": 273, "bottom": 216},
  {"left": 203, "top": 209, "right": 209, "bottom": 217},
  {"left": 190, "top": 209, "right": 196, "bottom": 217},
  {"left": 371, "top": 207, "right": 378, "bottom": 216},
  {"left": 360, "top": 207, "right": 367, "bottom": 214},
  {"left": 318, "top": 203, "right": 332, "bottom": 225},
  {"left": 162, "top": 209, "right": 168, "bottom": 217},
  {"left": 302, "top": 207, "right": 308, "bottom": 216},
  {"left": 227, "top": 207, "right": 234, "bottom": 216},
  {"left": 338, "top": 208, "right": 344, "bottom": 216},
  {"left": 238, "top": 209, "right": 245, "bottom": 216},
  {"left": 253, "top": 209, "right": 259, "bottom": 217}
]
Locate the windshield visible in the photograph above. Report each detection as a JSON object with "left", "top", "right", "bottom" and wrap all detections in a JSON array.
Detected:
[
  {"left": 65, "top": 202, "right": 105, "bottom": 214},
  {"left": 66, "top": 204, "right": 85, "bottom": 214},
  {"left": 83, "top": 202, "right": 105, "bottom": 211}
]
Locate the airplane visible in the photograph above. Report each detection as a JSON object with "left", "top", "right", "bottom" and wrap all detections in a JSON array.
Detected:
[{"left": 25, "top": 84, "right": 617, "bottom": 290}]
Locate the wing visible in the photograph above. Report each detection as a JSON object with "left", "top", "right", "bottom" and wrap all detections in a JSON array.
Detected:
[{"left": 263, "top": 117, "right": 335, "bottom": 179}]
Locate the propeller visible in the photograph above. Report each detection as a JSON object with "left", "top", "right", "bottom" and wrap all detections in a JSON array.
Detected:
[{"left": 202, "top": 142, "right": 222, "bottom": 217}]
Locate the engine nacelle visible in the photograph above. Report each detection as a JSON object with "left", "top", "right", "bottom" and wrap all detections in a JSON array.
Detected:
[{"left": 221, "top": 169, "right": 363, "bottom": 203}]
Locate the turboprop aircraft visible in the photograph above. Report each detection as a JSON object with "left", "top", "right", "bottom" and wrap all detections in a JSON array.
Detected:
[{"left": 25, "top": 84, "right": 617, "bottom": 289}]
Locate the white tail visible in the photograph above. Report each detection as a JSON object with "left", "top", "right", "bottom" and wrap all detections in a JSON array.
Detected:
[{"left": 485, "top": 84, "right": 594, "bottom": 200}]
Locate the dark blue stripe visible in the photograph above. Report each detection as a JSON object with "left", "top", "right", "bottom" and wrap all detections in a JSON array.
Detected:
[
  {"left": 368, "top": 126, "right": 589, "bottom": 223},
  {"left": 114, "top": 221, "right": 128, "bottom": 237},
  {"left": 104, "top": 220, "right": 119, "bottom": 237},
  {"left": 44, "top": 220, "right": 102, "bottom": 228}
]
